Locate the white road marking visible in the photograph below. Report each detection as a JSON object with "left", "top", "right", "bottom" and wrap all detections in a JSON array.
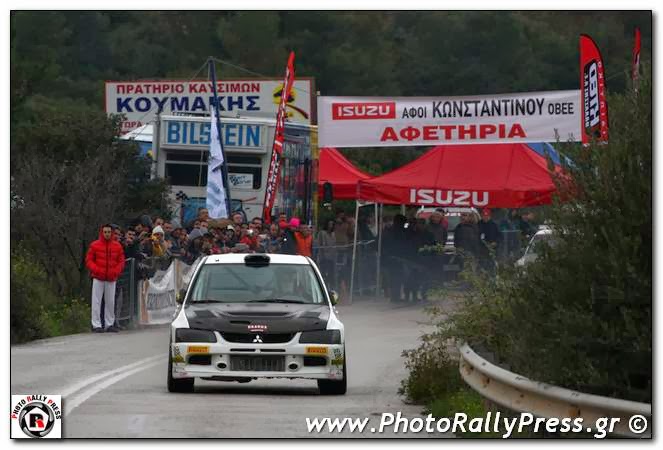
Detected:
[
  {"left": 60, "top": 355, "right": 162, "bottom": 397},
  {"left": 62, "top": 355, "right": 163, "bottom": 416}
]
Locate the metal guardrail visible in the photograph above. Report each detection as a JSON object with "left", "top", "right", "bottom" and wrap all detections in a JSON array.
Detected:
[{"left": 458, "top": 342, "right": 652, "bottom": 438}]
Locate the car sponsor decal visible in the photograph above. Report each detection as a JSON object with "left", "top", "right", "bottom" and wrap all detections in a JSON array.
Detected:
[
  {"left": 187, "top": 345, "right": 210, "bottom": 354},
  {"left": 330, "top": 357, "right": 344, "bottom": 366},
  {"left": 248, "top": 324, "right": 268, "bottom": 333},
  {"left": 306, "top": 346, "right": 328, "bottom": 355},
  {"left": 331, "top": 347, "right": 344, "bottom": 366},
  {"left": 172, "top": 346, "right": 185, "bottom": 363}
]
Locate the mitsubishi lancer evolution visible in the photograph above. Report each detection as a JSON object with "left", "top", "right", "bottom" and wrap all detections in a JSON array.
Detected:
[{"left": 167, "top": 253, "right": 346, "bottom": 395}]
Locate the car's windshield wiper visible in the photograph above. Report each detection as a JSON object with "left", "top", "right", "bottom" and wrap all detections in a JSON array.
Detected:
[
  {"left": 191, "top": 300, "right": 227, "bottom": 304},
  {"left": 248, "top": 298, "right": 307, "bottom": 304}
]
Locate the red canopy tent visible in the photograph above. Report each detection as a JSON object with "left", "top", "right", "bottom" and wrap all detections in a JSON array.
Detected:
[
  {"left": 319, "top": 148, "right": 372, "bottom": 200},
  {"left": 357, "top": 143, "right": 566, "bottom": 208},
  {"left": 349, "top": 143, "right": 569, "bottom": 302}
]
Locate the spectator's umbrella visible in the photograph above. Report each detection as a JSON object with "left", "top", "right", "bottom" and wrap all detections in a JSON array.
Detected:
[
  {"left": 357, "top": 143, "right": 571, "bottom": 208},
  {"left": 319, "top": 148, "right": 372, "bottom": 200}
]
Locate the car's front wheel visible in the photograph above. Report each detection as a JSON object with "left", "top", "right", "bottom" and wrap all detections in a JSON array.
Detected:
[
  {"left": 318, "top": 353, "right": 347, "bottom": 395},
  {"left": 167, "top": 348, "right": 194, "bottom": 393}
]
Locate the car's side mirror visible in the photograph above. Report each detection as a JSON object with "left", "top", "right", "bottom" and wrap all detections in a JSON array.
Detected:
[
  {"left": 329, "top": 290, "right": 339, "bottom": 306},
  {"left": 176, "top": 288, "right": 187, "bottom": 305}
]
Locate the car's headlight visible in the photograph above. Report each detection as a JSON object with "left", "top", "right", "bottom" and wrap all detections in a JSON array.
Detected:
[
  {"left": 299, "top": 330, "right": 341, "bottom": 344},
  {"left": 175, "top": 328, "right": 217, "bottom": 343}
]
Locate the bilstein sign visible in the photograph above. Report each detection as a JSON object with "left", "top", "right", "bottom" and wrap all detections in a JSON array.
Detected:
[
  {"left": 318, "top": 90, "right": 581, "bottom": 147},
  {"left": 410, "top": 189, "right": 490, "bottom": 207},
  {"left": 162, "top": 120, "right": 262, "bottom": 149}
]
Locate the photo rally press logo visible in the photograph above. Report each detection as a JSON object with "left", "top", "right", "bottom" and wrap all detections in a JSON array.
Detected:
[{"left": 11, "top": 395, "right": 62, "bottom": 439}]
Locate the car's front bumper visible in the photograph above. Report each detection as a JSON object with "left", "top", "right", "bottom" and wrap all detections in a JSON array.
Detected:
[{"left": 171, "top": 341, "right": 345, "bottom": 381}]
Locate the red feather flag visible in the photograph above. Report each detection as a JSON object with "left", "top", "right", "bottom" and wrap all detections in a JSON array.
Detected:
[{"left": 580, "top": 34, "right": 609, "bottom": 145}]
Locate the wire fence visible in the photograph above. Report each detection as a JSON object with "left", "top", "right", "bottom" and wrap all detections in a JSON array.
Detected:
[
  {"left": 115, "top": 258, "right": 137, "bottom": 326},
  {"left": 113, "top": 229, "right": 530, "bottom": 324},
  {"left": 113, "top": 255, "right": 187, "bottom": 328},
  {"left": 310, "top": 229, "right": 530, "bottom": 303},
  {"left": 312, "top": 240, "right": 378, "bottom": 298}
]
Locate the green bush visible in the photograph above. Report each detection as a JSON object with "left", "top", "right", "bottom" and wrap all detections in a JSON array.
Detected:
[
  {"left": 430, "top": 388, "right": 485, "bottom": 419},
  {"left": 11, "top": 252, "right": 91, "bottom": 344},
  {"left": 448, "top": 75, "right": 651, "bottom": 403},
  {"left": 402, "top": 72, "right": 651, "bottom": 417},
  {"left": 11, "top": 252, "right": 59, "bottom": 343},
  {"left": 429, "top": 389, "right": 502, "bottom": 438},
  {"left": 399, "top": 308, "right": 464, "bottom": 404},
  {"left": 38, "top": 297, "right": 91, "bottom": 338}
]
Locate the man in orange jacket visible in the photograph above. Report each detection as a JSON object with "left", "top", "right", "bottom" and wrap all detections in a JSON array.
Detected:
[
  {"left": 85, "top": 224, "right": 126, "bottom": 332},
  {"left": 294, "top": 223, "right": 313, "bottom": 257}
]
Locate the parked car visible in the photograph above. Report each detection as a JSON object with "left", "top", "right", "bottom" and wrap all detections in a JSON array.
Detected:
[{"left": 515, "top": 226, "right": 556, "bottom": 267}]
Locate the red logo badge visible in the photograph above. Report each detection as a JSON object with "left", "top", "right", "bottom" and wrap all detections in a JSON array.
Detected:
[{"left": 332, "top": 102, "right": 396, "bottom": 120}]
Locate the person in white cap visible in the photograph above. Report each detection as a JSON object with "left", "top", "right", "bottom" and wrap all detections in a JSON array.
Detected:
[{"left": 151, "top": 225, "right": 170, "bottom": 257}]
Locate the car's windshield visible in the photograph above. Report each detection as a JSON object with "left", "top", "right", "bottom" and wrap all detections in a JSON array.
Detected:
[
  {"left": 188, "top": 263, "right": 326, "bottom": 304},
  {"left": 447, "top": 215, "right": 462, "bottom": 232}
]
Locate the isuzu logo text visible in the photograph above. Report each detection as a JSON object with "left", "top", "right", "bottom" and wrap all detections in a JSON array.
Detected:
[
  {"left": 410, "top": 189, "right": 489, "bottom": 207},
  {"left": 332, "top": 102, "right": 396, "bottom": 120}
]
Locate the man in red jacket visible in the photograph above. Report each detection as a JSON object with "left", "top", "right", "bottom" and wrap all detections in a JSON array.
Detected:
[{"left": 85, "top": 224, "right": 126, "bottom": 332}]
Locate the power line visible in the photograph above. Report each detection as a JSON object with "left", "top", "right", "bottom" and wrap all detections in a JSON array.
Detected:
[
  {"left": 210, "top": 56, "right": 311, "bottom": 95},
  {"left": 120, "top": 59, "right": 211, "bottom": 140},
  {"left": 119, "top": 55, "right": 312, "bottom": 142}
]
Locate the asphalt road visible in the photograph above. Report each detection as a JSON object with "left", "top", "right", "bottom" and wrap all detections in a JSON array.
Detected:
[{"left": 11, "top": 299, "right": 448, "bottom": 438}]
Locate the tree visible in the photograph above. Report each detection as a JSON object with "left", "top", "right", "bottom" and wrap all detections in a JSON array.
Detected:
[
  {"left": 439, "top": 69, "right": 652, "bottom": 402},
  {"left": 11, "top": 100, "right": 172, "bottom": 297},
  {"left": 216, "top": 12, "right": 288, "bottom": 76}
]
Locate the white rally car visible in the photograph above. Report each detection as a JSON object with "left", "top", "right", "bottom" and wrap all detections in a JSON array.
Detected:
[{"left": 168, "top": 253, "right": 346, "bottom": 395}]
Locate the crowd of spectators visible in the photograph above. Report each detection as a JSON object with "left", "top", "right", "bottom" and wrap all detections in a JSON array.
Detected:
[
  {"left": 380, "top": 207, "right": 537, "bottom": 303},
  {"left": 109, "top": 206, "right": 536, "bottom": 299},
  {"left": 112, "top": 208, "right": 322, "bottom": 278}
]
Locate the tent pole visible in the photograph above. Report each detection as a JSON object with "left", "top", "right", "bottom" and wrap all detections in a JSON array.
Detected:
[
  {"left": 373, "top": 202, "right": 378, "bottom": 297},
  {"left": 349, "top": 201, "right": 360, "bottom": 304},
  {"left": 376, "top": 203, "right": 383, "bottom": 299}
]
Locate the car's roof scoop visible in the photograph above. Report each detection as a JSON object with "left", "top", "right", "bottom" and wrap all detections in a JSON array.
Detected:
[{"left": 244, "top": 254, "right": 270, "bottom": 267}]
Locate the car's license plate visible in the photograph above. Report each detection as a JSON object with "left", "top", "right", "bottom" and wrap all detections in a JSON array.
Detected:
[{"left": 230, "top": 355, "right": 285, "bottom": 372}]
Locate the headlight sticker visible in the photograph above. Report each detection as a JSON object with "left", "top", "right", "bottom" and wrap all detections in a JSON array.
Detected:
[{"left": 187, "top": 345, "right": 210, "bottom": 354}]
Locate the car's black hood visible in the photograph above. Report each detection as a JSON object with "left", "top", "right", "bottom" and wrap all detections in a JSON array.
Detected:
[{"left": 184, "top": 302, "right": 330, "bottom": 333}]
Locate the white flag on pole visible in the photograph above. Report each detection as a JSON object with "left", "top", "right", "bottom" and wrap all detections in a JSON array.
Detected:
[{"left": 206, "top": 111, "right": 228, "bottom": 219}]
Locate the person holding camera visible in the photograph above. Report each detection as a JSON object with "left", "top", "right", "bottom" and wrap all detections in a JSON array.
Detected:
[
  {"left": 143, "top": 225, "right": 169, "bottom": 257},
  {"left": 237, "top": 224, "right": 257, "bottom": 251}
]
